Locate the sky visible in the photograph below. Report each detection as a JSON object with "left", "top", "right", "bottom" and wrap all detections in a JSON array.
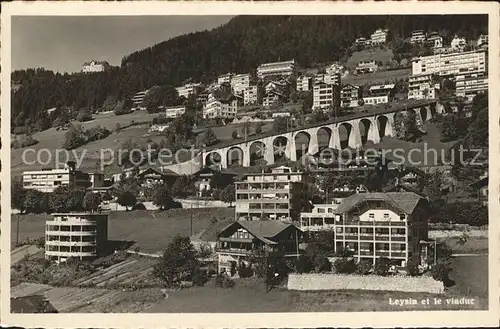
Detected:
[{"left": 12, "top": 16, "right": 233, "bottom": 73}]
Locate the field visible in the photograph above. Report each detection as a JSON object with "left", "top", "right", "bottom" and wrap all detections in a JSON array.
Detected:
[
  {"left": 449, "top": 255, "right": 488, "bottom": 297},
  {"left": 12, "top": 208, "right": 234, "bottom": 253},
  {"left": 345, "top": 48, "right": 394, "bottom": 70},
  {"left": 342, "top": 68, "right": 411, "bottom": 86}
]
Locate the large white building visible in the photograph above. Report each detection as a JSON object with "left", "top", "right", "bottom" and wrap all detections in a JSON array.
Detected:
[
  {"left": 164, "top": 106, "right": 186, "bottom": 119},
  {"left": 425, "top": 32, "right": 443, "bottom": 49},
  {"left": 477, "top": 34, "right": 488, "bottom": 48},
  {"left": 296, "top": 76, "right": 312, "bottom": 92},
  {"left": 22, "top": 162, "right": 91, "bottom": 193},
  {"left": 314, "top": 73, "right": 341, "bottom": 86},
  {"left": 131, "top": 90, "right": 149, "bottom": 110},
  {"left": 231, "top": 73, "right": 251, "bottom": 95},
  {"left": 203, "top": 93, "right": 238, "bottom": 119},
  {"left": 218, "top": 73, "right": 233, "bottom": 85},
  {"left": 455, "top": 70, "right": 488, "bottom": 102},
  {"left": 257, "top": 60, "right": 297, "bottom": 80},
  {"left": 243, "top": 86, "right": 258, "bottom": 106},
  {"left": 411, "top": 50, "right": 487, "bottom": 77},
  {"left": 362, "top": 84, "right": 395, "bottom": 106},
  {"left": 313, "top": 82, "right": 339, "bottom": 110},
  {"left": 81, "top": 60, "right": 110, "bottom": 73},
  {"left": 408, "top": 73, "right": 440, "bottom": 100},
  {"left": 370, "top": 29, "right": 389, "bottom": 45},
  {"left": 176, "top": 83, "right": 201, "bottom": 99},
  {"left": 355, "top": 60, "right": 379, "bottom": 75},
  {"left": 45, "top": 212, "right": 108, "bottom": 262}
]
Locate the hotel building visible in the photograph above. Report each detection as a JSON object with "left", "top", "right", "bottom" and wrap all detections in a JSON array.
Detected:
[
  {"left": 218, "top": 73, "right": 233, "bottom": 85},
  {"left": 408, "top": 73, "right": 440, "bottom": 100},
  {"left": 296, "top": 76, "right": 312, "bottom": 92},
  {"left": 235, "top": 166, "right": 305, "bottom": 222},
  {"left": 333, "top": 192, "right": 429, "bottom": 267},
  {"left": 355, "top": 60, "right": 379, "bottom": 75},
  {"left": 370, "top": 29, "right": 389, "bottom": 45},
  {"left": 411, "top": 50, "right": 487, "bottom": 77},
  {"left": 23, "top": 162, "right": 90, "bottom": 193},
  {"left": 257, "top": 60, "right": 298, "bottom": 80},
  {"left": 176, "top": 83, "right": 202, "bottom": 99},
  {"left": 450, "top": 35, "right": 467, "bottom": 52},
  {"left": 362, "top": 83, "right": 395, "bottom": 106},
  {"left": 216, "top": 220, "right": 302, "bottom": 274},
  {"left": 425, "top": 32, "right": 443, "bottom": 49},
  {"left": 164, "top": 105, "right": 186, "bottom": 119},
  {"left": 313, "top": 82, "right": 340, "bottom": 110},
  {"left": 81, "top": 60, "right": 110, "bottom": 73},
  {"left": 243, "top": 86, "right": 259, "bottom": 105},
  {"left": 410, "top": 30, "right": 426, "bottom": 44},
  {"left": 455, "top": 70, "right": 488, "bottom": 102},
  {"left": 45, "top": 212, "right": 109, "bottom": 262},
  {"left": 131, "top": 90, "right": 149, "bottom": 110},
  {"left": 300, "top": 200, "right": 344, "bottom": 232},
  {"left": 231, "top": 73, "right": 251, "bottom": 95},
  {"left": 203, "top": 92, "right": 238, "bottom": 119}
]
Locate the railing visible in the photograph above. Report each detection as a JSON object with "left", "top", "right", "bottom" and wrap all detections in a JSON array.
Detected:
[
  {"left": 359, "top": 250, "right": 374, "bottom": 256},
  {"left": 391, "top": 236, "right": 406, "bottom": 242},
  {"left": 375, "top": 251, "right": 390, "bottom": 257},
  {"left": 391, "top": 251, "right": 406, "bottom": 258}
]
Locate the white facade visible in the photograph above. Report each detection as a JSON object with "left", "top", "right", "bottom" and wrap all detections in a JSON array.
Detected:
[
  {"left": 243, "top": 86, "right": 258, "bottom": 106},
  {"left": 455, "top": 70, "right": 488, "bottom": 102},
  {"left": 355, "top": 37, "right": 368, "bottom": 46},
  {"left": 411, "top": 50, "right": 487, "bottom": 77},
  {"left": 426, "top": 34, "right": 443, "bottom": 49},
  {"left": 410, "top": 30, "right": 426, "bottom": 44},
  {"left": 203, "top": 93, "right": 238, "bottom": 119},
  {"left": 314, "top": 73, "right": 340, "bottom": 86},
  {"left": 22, "top": 165, "right": 90, "bottom": 193},
  {"left": 451, "top": 35, "right": 467, "bottom": 52},
  {"left": 231, "top": 73, "right": 251, "bottom": 95},
  {"left": 313, "top": 83, "right": 335, "bottom": 110},
  {"left": 272, "top": 112, "right": 291, "bottom": 118},
  {"left": 326, "top": 62, "right": 344, "bottom": 75},
  {"left": 300, "top": 201, "right": 343, "bottom": 232},
  {"left": 164, "top": 106, "right": 186, "bottom": 118},
  {"left": 257, "top": 60, "right": 297, "bottom": 80},
  {"left": 81, "top": 60, "right": 109, "bottom": 73},
  {"left": 131, "top": 90, "right": 149, "bottom": 109},
  {"left": 370, "top": 29, "right": 389, "bottom": 45},
  {"left": 296, "top": 76, "right": 312, "bottom": 92},
  {"left": 218, "top": 73, "right": 233, "bottom": 85},
  {"left": 408, "top": 73, "right": 439, "bottom": 100},
  {"left": 341, "top": 84, "right": 361, "bottom": 108},
  {"left": 176, "top": 83, "right": 201, "bottom": 99},
  {"left": 363, "top": 95, "right": 390, "bottom": 105},
  {"left": 355, "top": 60, "right": 378, "bottom": 74},
  {"left": 263, "top": 91, "right": 282, "bottom": 108}
]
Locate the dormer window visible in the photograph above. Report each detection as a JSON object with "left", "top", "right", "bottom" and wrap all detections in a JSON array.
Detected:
[{"left": 400, "top": 214, "right": 406, "bottom": 220}]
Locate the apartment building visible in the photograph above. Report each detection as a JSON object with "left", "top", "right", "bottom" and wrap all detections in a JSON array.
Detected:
[
  {"left": 314, "top": 73, "right": 341, "bottom": 86},
  {"left": 262, "top": 90, "right": 283, "bottom": 108},
  {"left": 326, "top": 62, "right": 344, "bottom": 75},
  {"left": 355, "top": 37, "right": 369, "bottom": 47},
  {"left": 410, "top": 30, "right": 426, "bottom": 44},
  {"left": 455, "top": 70, "right": 488, "bottom": 102},
  {"left": 313, "top": 82, "right": 341, "bottom": 110},
  {"left": 450, "top": 35, "right": 467, "bottom": 52},
  {"left": 257, "top": 60, "right": 298, "bottom": 80},
  {"left": 333, "top": 192, "right": 429, "bottom": 268},
  {"left": 408, "top": 73, "right": 440, "bottom": 100},
  {"left": 355, "top": 60, "right": 379, "bottom": 75},
  {"left": 362, "top": 83, "right": 395, "bottom": 106},
  {"left": 411, "top": 50, "right": 487, "bottom": 77},
  {"left": 296, "top": 76, "right": 312, "bottom": 92},
  {"left": 203, "top": 92, "right": 238, "bottom": 119},
  {"left": 216, "top": 220, "right": 302, "bottom": 274},
  {"left": 164, "top": 105, "right": 186, "bottom": 118},
  {"left": 477, "top": 34, "right": 488, "bottom": 48},
  {"left": 370, "top": 29, "right": 389, "bottom": 45},
  {"left": 231, "top": 73, "right": 251, "bottom": 95},
  {"left": 341, "top": 84, "right": 362, "bottom": 108},
  {"left": 81, "top": 60, "right": 110, "bottom": 73},
  {"left": 23, "top": 162, "right": 90, "bottom": 193},
  {"left": 45, "top": 212, "right": 109, "bottom": 262},
  {"left": 300, "top": 200, "right": 344, "bottom": 232},
  {"left": 131, "top": 90, "right": 149, "bottom": 110},
  {"left": 243, "top": 86, "right": 259, "bottom": 105},
  {"left": 235, "top": 166, "right": 305, "bottom": 222},
  {"left": 176, "top": 83, "right": 202, "bottom": 99},
  {"left": 218, "top": 73, "right": 233, "bottom": 85}
]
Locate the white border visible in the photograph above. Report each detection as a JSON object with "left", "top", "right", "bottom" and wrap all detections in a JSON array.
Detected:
[{"left": 1, "top": 1, "right": 499, "bottom": 328}]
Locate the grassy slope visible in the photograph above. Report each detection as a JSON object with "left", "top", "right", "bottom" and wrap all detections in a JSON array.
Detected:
[
  {"left": 345, "top": 48, "right": 395, "bottom": 70},
  {"left": 12, "top": 208, "right": 234, "bottom": 252}
]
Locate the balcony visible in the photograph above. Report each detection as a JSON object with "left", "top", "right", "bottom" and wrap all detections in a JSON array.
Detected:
[
  {"left": 359, "top": 250, "right": 374, "bottom": 256},
  {"left": 391, "top": 251, "right": 406, "bottom": 258},
  {"left": 216, "top": 248, "right": 254, "bottom": 256},
  {"left": 375, "top": 251, "right": 390, "bottom": 257},
  {"left": 390, "top": 236, "right": 406, "bottom": 242}
]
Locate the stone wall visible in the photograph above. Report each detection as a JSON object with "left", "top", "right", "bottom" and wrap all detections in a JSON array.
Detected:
[{"left": 288, "top": 273, "right": 444, "bottom": 294}]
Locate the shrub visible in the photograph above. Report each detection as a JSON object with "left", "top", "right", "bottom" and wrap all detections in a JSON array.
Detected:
[
  {"left": 295, "top": 254, "right": 314, "bottom": 274},
  {"left": 223, "top": 277, "right": 235, "bottom": 288},
  {"left": 406, "top": 256, "right": 420, "bottom": 277},
  {"left": 132, "top": 203, "right": 147, "bottom": 211},
  {"left": 431, "top": 260, "right": 452, "bottom": 283},
  {"left": 374, "top": 257, "right": 391, "bottom": 276},
  {"left": 192, "top": 268, "right": 208, "bottom": 287},
  {"left": 237, "top": 262, "right": 254, "bottom": 278},
  {"left": 333, "top": 258, "right": 357, "bottom": 274},
  {"left": 357, "top": 259, "right": 373, "bottom": 275},
  {"left": 313, "top": 255, "right": 332, "bottom": 273}
]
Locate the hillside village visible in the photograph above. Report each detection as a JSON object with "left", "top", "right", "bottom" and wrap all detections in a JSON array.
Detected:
[{"left": 10, "top": 16, "right": 489, "bottom": 313}]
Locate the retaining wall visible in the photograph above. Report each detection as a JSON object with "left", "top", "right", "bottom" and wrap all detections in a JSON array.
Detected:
[{"left": 287, "top": 273, "right": 444, "bottom": 294}]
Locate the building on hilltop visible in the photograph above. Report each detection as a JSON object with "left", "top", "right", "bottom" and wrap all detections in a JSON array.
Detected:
[
  {"left": 477, "top": 34, "right": 488, "bottom": 49},
  {"left": 216, "top": 220, "right": 303, "bottom": 274},
  {"left": 370, "top": 28, "right": 389, "bottom": 45},
  {"left": 411, "top": 50, "right": 487, "bottom": 78},
  {"left": 131, "top": 90, "right": 149, "bottom": 110},
  {"left": 22, "top": 161, "right": 91, "bottom": 193},
  {"left": 296, "top": 75, "right": 312, "bottom": 92},
  {"left": 176, "top": 82, "right": 202, "bottom": 99},
  {"left": 455, "top": 69, "right": 488, "bottom": 102},
  {"left": 408, "top": 73, "right": 440, "bottom": 100},
  {"left": 257, "top": 59, "right": 298, "bottom": 81},
  {"left": 312, "top": 81, "right": 341, "bottom": 111},
  {"left": 450, "top": 35, "right": 467, "bottom": 52},
  {"left": 217, "top": 73, "right": 234, "bottom": 85},
  {"left": 354, "top": 60, "right": 379, "bottom": 75},
  {"left": 164, "top": 105, "right": 186, "bottom": 119},
  {"left": 425, "top": 32, "right": 444, "bottom": 49},
  {"left": 262, "top": 90, "right": 284, "bottom": 108},
  {"left": 45, "top": 212, "right": 109, "bottom": 263},
  {"left": 410, "top": 30, "right": 426, "bottom": 44},
  {"left": 243, "top": 85, "right": 259, "bottom": 106},
  {"left": 81, "top": 60, "right": 110, "bottom": 73},
  {"left": 234, "top": 166, "right": 305, "bottom": 222},
  {"left": 231, "top": 73, "right": 251, "bottom": 96},
  {"left": 203, "top": 88, "right": 239, "bottom": 119},
  {"left": 333, "top": 192, "right": 430, "bottom": 268}
]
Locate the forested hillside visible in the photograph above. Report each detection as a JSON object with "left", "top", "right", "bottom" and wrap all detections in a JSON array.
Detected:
[{"left": 12, "top": 15, "right": 487, "bottom": 132}]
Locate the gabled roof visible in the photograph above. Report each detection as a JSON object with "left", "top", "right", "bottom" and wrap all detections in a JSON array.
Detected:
[
  {"left": 335, "top": 192, "right": 423, "bottom": 215},
  {"left": 11, "top": 295, "right": 58, "bottom": 313},
  {"left": 219, "top": 220, "right": 301, "bottom": 245}
]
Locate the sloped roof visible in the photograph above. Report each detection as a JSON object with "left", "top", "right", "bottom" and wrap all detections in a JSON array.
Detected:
[
  {"left": 11, "top": 295, "right": 58, "bottom": 313},
  {"left": 220, "top": 220, "right": 301, "bottom": 245},
  {"left": 335, "top": 192, "right": 423, "bottom": 215}
]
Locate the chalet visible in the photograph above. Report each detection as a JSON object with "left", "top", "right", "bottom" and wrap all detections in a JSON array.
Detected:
[
  {"left": 193, "top": 166, "right": 238, "bottom": 196},
  {"left": 136, "top": 167, "right": 179, "bottom": 187},
  {"left": 216, "top": 220, "right": 303, "bottom": 275}
]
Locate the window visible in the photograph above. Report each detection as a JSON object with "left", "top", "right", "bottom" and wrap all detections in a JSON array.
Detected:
[
  {"left": 383, "top": 213, "right": 389, "bottom": 219},
  {"left": 369, "top": 213, "right": 375, "bottom": 219},
  {"left": 400, "top": 214, "right": 406, "bottom": 220}
]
